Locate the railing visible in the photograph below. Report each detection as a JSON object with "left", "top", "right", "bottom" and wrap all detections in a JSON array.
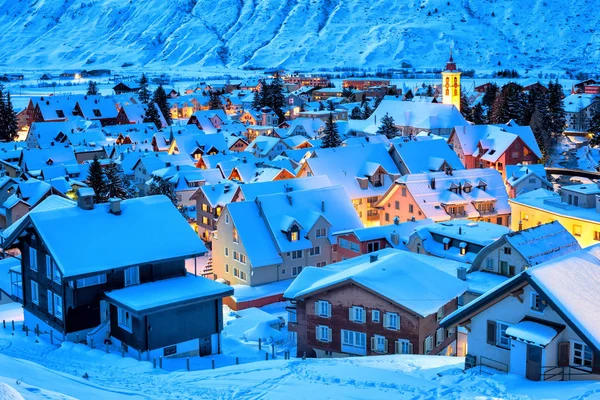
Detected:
[
  {"left": 479, "top": 356, "right": 509, "bottom": 375},
  {"left": 542, "top": 365, "right": 600, "bottom": 381},
  {"left": 542, "top": 198, "right": 571, "bottom": 211}
]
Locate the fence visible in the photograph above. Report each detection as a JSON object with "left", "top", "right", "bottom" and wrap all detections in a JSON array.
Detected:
[
  {"left": 479, "top": 356, "right": 509, "bottom": 375},
  {"left": 542, "top": 365, "right": 600, "bottom": 381}
]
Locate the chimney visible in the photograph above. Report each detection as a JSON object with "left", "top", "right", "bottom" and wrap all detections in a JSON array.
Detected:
[
  {"left": 77, "top": 188, "right": 95, "bottom": 210},
  {"left": 109, "top": 198, "right": 122, "bottom": 215},
  {"left": 390, "top": 232, "right": 399, "bottom": 245},
  {"left": 321, "top": 200, "right": 325, "bottom": 212},
  {"left": 393, "top": 216, "right": 400, "bottom": 225},
  {"left": 457, "top": 266, "right": 467, "bottom": 281},
  {"left": 431, "top": 177, "right": 436, "bottom": 190},
  {"left": 369, "top": 254, "right": 378, "bottom": 263},
  {"left": 287, "top": 194, "right": 293, "bottom": 205}
]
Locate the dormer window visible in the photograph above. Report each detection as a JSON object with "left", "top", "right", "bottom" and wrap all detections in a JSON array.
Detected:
[
  {"left": 477, "top": 180, "right": 487, "bottom": 192},
  {"left": 92, "top": 109, "right": 102, "bottom": 117},
  {"left": 443, "top": 237, "right": 451, "bottom": 250},
  {"left": 55, "top": 110, "right": 65, "bottom": 118},
  {"left": 371, "top": 173, "right": 383, "bottom": 187},
  {"left": 290, "top": 231, "right": 299, "bottom": 241}
]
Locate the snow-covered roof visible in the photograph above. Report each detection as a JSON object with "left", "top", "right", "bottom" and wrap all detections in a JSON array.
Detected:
[
  {"left": 344, "top": 135, "right": 390, "bottom": 147},
  {"left": 4, "top": 195, "right": 206, "bottom": 278},
  {"left": 238, "top": 176, "right": 331, "bottom": 202},
  {"left": 380, "top": 168, "right": 510, "bottom": 222},
  {"left": 334, "top": 218, "right": 434, "bottom": 250},
  {"left": 189, "top": 110, "right": 229, "bottom": 134},
  {"left": 360, "top": 97, "right": 468, "bottom": 134},
  {"left": 105, "top": 274, "right": 232, "bottom": 313},
  {"left": 305, "top": 143, "right": 399, "bottom": 199},
  {"left": 20, "top": 147, "right": 77, "bottom": 173},
  {"left": 452, "top": 122, "right": 543, "bottom": 162},
  {"left": 194, "top": 181, "right": 239, "bottom": 208},
  {"left": 120, "top": 104, "right": 167, "bottom": 127},
  {"left": 505, "top": 321, "right": 559, "bottom": 347},
  {"left": 167, "top": 168, "right": 223, "bottom": 190},
  {"left": 505, "top": 221, "right": 581, "bottom": 266},
  {"left": 465, "top": 271, "right": 509, "bottom": 295},
  {"left": 76, "top": 95, "right": 119, "bottom": 120},
  {"left": 284, "top": 248, "right": 468, "bottom": 317},
  {"left": 245, "top": 136, "right": 288, "bottom": 157},
  {"left": 505, "top": 164, "right": 550, "bottom": 188},
  {"left": 390, "top": 138, "right": 464, "bottom": 174},
  {"left": 15, "top": 178, "right": 55, "bottom": 207},
  {"left": 563, "top": 94, "right": 598, "bottom": 113},
  {"left": 509, "top": 188, "right": 600, "bottom": 224}
]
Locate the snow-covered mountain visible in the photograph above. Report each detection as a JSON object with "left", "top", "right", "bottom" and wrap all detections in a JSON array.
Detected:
[{"left": 0, "top": 0, "right": 597, "bottom": 71}]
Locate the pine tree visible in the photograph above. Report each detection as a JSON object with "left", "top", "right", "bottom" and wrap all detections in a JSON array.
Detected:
[
  {"left": 147, "top": 175, "right": 178, "bottom": 207},
  {"left": 318, "top": 102, "right": 325, "bottom": 111},
  {"left": 138, "top": 73, "right": 150, "bottom": 104},
  {"left": 104, "top": 163, "right": 132, "bottom": 200},
  {"left": 588, "top": 103, "right": 600, "bottom": 146},
  {"left": 460, "top": 90, "right": 472, "bottom": 120},
  {"left": 86, "top": 81, "right": 98, "bottom": 96},
  {"left": 208, "top": 92, "right": 223, "bottom": 110},
  {"left": 373, "top": 96, "right": 383, "bottom": 110},
  {"left": 471, "top": 103, "right": 486, "bottom": 124},
  {"left": 404, "top": 89, "right": 414, "bottom": 101},
  {"left": 490, "top": 82, "right": 526, "bottom": 125},
  {"left": 523, "top": 86, "right": 545, "bottom": 125},
  {"left": 350, "top": 106, "right": 363, "bottom": 120},
  {"left": 327, "top": 100, "right": 336, "bottom": 111},
  {"left": 426, "top": 85, "right": 434, "bottom": 97},
  {"left": 153, "top": 85, "right": 172, "bottom": 126},
  {"left": 547, "top": 79, "right": 566, "bottom": 136},
  {"left": 481, "top": 83, "right": 499, "bottom": 109},
  {"left": 251, "top": 90, "right": 262, "bottom": 111},
  {"left": 362, "top": 102, "right": 373, "bottom": 119},
  {"left": 376, "top": 113, "right": 400, "bottom": 139},
  {"left": 86, "top": 156, "right": 108, "bottom": 203},
  {"left": 0, "top": 92, "right": 19, "bottom": 142},
  {"left": 143, "top": 101, "right": 163, "bottom": 128},
  {"left": 269, "top": 73, "right": 286, "bottom": 121},
  {"left": 321, "top": 113, "right": 342, "bottom": 148},
  {"left": 342, "top": 87, "right": 356, "bottom": 102},
  {"left": 530, "top": 108, "right": 550, "bottom": 158},
  {"left": 259, "top": 79, "right": 270, "bottom": 109}
]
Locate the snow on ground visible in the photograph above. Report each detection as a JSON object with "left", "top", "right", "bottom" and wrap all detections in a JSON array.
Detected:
[{"left": 577, "top": 145, "right": 600, "bottom": 172}]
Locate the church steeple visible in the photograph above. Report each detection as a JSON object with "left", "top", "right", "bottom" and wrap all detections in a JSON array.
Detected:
[{"left": 441, "top": 50, "right": 461, "bottom": 111}]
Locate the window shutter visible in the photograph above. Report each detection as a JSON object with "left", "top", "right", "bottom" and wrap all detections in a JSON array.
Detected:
[
  {"left": 384, "top": 339, "right": 388, "bottom": 354},
  {"left": 398, "top": 315, "right": 401, "bottom": 330},
  {"left": 383, "top": 313, "right": 389, "bottom": 328},
  {"left": 486, "top": 320, "right": 497, "bottom": 345},
  {"left": 314, "top": 301, "right": 319, "bottom": 315},
  {"left": 349, "top": 307, "right": 353, "bottom": 321},
  {"left": 316, "top": 326, "right": 321, "bottom": 341},
  {"left": 370, "top": 337, "right": 376, "bottom": 352},
  {"left": 47, "top": 289, "right": 53, "bottom": 315},
  {"left": 408, "top": 342, "right": 414, "bottom": 354},
  {"left": 395, "top": 341, "right": 400, "bottom": 354},
  {"left": 557, "top": 342, "right": 570, "bottom": 366},
  {"left": 327, "top": 302, "right": 332, "bottom": 318},
  {"left": 327, "top": 328, "right": 332, "bottom": 342},
  {"left": 362, "top": 308, "right": 366, "bottom": 324}
]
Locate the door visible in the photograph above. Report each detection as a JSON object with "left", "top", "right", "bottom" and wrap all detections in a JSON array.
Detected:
[
  {"left": 199, "top": 336, "right": 212, "bottom": 357},
  {"left": 510, "top": 340, "right": 527, "bottom": 377},
  {"left": 526, "top": 345, "right": 542, "bottom": 381}
]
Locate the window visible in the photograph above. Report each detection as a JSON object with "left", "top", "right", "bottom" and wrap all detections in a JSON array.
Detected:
[
  {"left": 77, "top": 274, "right": 107, "bottom": 288},
  {"left": 92, "top": 108, "right": 102, "bottom": 117},
  {"left": 290, "top": 231, "right": 299, "bottom": 242},
  {"left": 239, "top": 270, "right": 247, "bottom": 281},
  {"left": 124, "top": 266, "right": 139, "bottom": 286},
  {"left": 292, "top": 266, "right": 302, "bottom": 276},
  {"left": 500, "top": 261, "right": 509, "bottom": 276},
  {"left": 408, "top": 204, "right": 414, "bottom": 213},
  {"left": 225, "top": 214, "right": 230, "bottom": 224},
  {"left": 530, "top": 292, "right": 546, "bottom": 312},
  {"left": 53, "top": 263, "right": 61, "bottom": 284},
  {"left": 29, "top": 248, "right": 37, "bottom": 271},
  {"left": 225, "top": 264, "right": 229, "bottom": 273},
  {"left": 371, "top": 335, "right": 387, "bottom": 353},
  {"left": 571, "top": 341, "right": 593, "bottom": 368},
  {"left": 503, "top": 247, "right": 512, "bottom": 255},
  {"left": 54, "top": 294, "right": 63, "bottom": 320},
  {"left": 371, "top": 309, "right": 381, "bottom": 323},
  {"left": 233, "top": 251, "right": 239, "bottom": 261},
  {"left": 232, "top": 228, "right": 239, "bottom": 243},
  {"left": 281, "top": 268, "right": 285, "bottom": 275},
  {"left": 350, "top": 306, "right": 365, "bottom": 323},
  {"left": 595, "top": 231, "right": 600, "bottom": 241},
  {"left": 316, "top": 228, "right": 326, "bottom": 238},
  {"left": 367, "top": 242, "right": 380, "bottom": 253},
  {"left": 118, "top": 307, "right": 132, "bottom": 332},
  {"left": 384, "top": 312, "right": 400, "bottom": 330},
  {"left": 316, "top": 325, "right": 332, "bottom": 342},
  {"left": 315, "top": 300, "right": 331, "bottom": 318},
  {"left": 31, "top": 281, "right": 39, "bottom": 305},
  {"left": 573, "top": 225, "right": 582, "bottom": 237},
  {"left": 316, "top": 261, "right": 327, "bottom": 267},
  {"left": 424, "top": 335, "right": 434, "bottom": 354},
  {"left": 202, "top": 204, "right": 208, "bottom": 212},
  {"left": 46, "top": 255, "right": 52, "bottom": 279},
  {"left": 385, "top": 213, "right": 390, "bottom": 222},
  {"left": 202, "top": 216, "right": 209, "bottom": 225},
  {"left": 396, "top": 339, "right": 412, "bottom": 354},
  {"left": 308, "top": 246, "right": 320, "bottom": 256},
  {"left": 511, "top": 151, "right": 519, "bottom": 159},
  {"left": 224, "top": 247, "right": 229, "bottom": 257},
  {"left": 528, "top": 178, "right": 536, "bottom": 184},
  {"left": 239, "top": 253, "right": 247, "bottom": 264},
  {"left": 496, "top": 322, "right": 511, "bottom": 349},
  {"left": 342, "top": 330, "right": 367, "bottom": 355},
  {"left": 436, "top": 327, "right": 445, "bottom": 346},
  {"left": 401, "top": 187, "right": 407, "bottom": 197},
  {"left": 291, "top": 250, "right": 302, "bottom": 259},
  {"left": 47, "top": 289, "right": 53, "bottom": 314},
  {"left": 395, "top": 201, "right": 400, "bottom": 210},
  {"left": 436, "top": 307, "right": 444, "bottom": 321}
]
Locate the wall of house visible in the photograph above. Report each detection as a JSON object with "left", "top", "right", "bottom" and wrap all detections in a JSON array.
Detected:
[
  {"left": 467, "top": 284, "right": 588, "bottom": 376},
  {"left": 195, "top": 193, "right": 219, "bottom": 242},
  {"left": 561, "top": 189, "right": 596, "bottom": 209},
  {"left": 335, "top": 233, "right": 388, "bottom": 262},
  {"left": 378, "top": 184, "right": 427, "bottom": 225},
  {"left": 510, "top": 201, "right": 600, "bottom": 248},
  {"left": 509, "top": 175, "right": 550, "bottom": 198},
  {"left": 471, "top": 239, "right": 529, "bottom": 276},
  {"left": 8, "top": 202, "right": 30, "bottom": 226}
]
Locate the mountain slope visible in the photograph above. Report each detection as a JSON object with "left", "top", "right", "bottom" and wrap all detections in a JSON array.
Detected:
[{"left": 0, "top": 0, "right": 597, "bottom": 71}]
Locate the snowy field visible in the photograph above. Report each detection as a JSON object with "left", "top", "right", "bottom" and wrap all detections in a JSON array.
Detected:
[{"left": 0, "top": 303, "right": 599, "bottom": 399}]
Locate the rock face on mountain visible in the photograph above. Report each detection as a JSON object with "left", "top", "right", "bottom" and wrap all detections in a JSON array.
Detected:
[{"left": 0, "top": 0, "right": 595, "bottom": 71}]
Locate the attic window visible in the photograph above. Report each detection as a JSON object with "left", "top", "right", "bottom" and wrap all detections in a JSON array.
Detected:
[
  {"left": 46, "top": 158, "right": 54, "bottom": 165},
  {"left": 443, "top": 237, "right": 451, "bottom": 250},
  {"left": 92, "top": 109, "right": 102, "bottom": 117},
  {"left": 55, "top": 110, "right": 65, "bottom": 118},
  {"left": 488, "top": 150, "right": 496, "bottom": 155},
  {"left": 290, "top": 231, "right": 299, "bottom": 242}
]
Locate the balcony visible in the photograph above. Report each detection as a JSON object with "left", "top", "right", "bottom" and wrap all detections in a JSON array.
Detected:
[{"left": 286, "top": 306, "right": 297, "bottom": 325}]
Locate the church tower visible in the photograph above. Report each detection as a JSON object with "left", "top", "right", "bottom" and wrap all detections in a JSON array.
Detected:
[{"left": 442, "top": 51, "right": 461, "bottom": 111}]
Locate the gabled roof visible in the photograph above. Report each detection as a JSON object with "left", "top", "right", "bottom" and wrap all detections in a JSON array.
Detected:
[
  {"left": 505, "top": 221, "right": 581, "bottom": 266},
  {"left": 441, "top": 244, "right": 600, "bottom": 353},
  {"left": 238, "top": 176, "right": 331, "bottom": 202},
  {"left": 120, "top": 104, "right": 167, "bottom": 127},
  {"left": 2, "top": 195, "right": 206, "bottom": 278},
  {"left": 390, "top": 138, "right": 464, "bottom": 174},
  {"left": 192, "top": 181, "right": 239, "bottom": 208},
  {"left": 334, "top": 218, "right": 434, "bottom": 250},
  {"left": 76, "top": 95, "right": 119, "bottom": 120},
  {"left": 19, "top": 147, "right": 77, "bottom": 174},
  {"left": 505, "top": 164, "right": 550, "bottom": 188},
  {"left": 284, "top": 248, "right": 468, "bottom": 317}
]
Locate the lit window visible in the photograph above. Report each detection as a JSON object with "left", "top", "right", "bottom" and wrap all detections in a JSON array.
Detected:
[
  {"left": 232, "top": 228, "right": 239, "bottom": 243},
  {"left": 290, "top": 231, "right": 299, "bottom": 242},
  {"left": 573, "top": 225, "right": 582, "bottom": 237}
]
